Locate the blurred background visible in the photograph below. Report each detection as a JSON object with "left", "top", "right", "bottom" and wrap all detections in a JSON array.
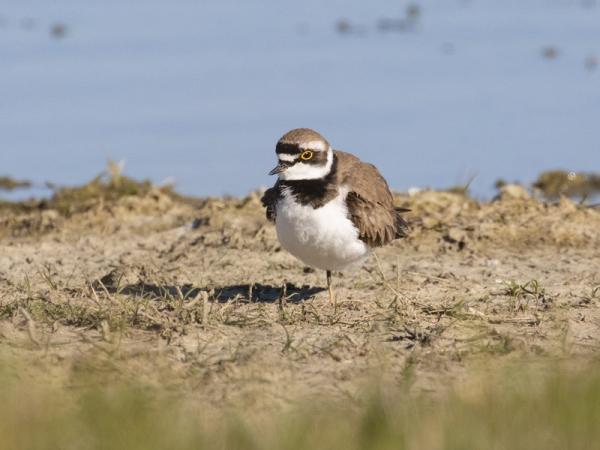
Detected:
[{"left": 1, "top": 0, "right": 598, "bottom": 199}]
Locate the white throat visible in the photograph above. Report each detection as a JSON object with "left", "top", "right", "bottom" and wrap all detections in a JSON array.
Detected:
[{"left": 279, "top": 148, "right": 334, "bottom": 181}]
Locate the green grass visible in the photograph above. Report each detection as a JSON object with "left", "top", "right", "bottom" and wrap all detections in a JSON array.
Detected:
[{"left": 1, "top": 360, "right": 600, "bottom": 450}]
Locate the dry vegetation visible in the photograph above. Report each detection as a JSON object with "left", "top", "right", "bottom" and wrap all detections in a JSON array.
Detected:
[{"left": 1, "top": 171, "right": 600, "bottom": 449}]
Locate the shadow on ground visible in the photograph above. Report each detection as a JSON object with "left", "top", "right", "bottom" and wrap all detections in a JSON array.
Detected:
[{"left": 97, "top": 271, "right": 324, "bottom": 303}]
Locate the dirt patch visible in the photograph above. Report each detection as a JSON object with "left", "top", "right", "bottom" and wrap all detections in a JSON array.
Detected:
[{"left": 1, "top": 179, "right": 599, "bottom": 410}]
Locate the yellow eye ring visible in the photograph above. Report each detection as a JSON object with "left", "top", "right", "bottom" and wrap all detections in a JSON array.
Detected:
[{"left": 300, "top": 150, "right": 314, "bottom": 161}]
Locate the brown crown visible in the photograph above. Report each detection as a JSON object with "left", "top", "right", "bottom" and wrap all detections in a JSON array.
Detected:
[{"left": 276, "top": 128, "right": 330, "bottom": 154}]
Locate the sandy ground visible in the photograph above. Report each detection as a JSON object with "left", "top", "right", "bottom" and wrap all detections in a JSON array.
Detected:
[{"left": 1, "top": 186, "right": 599, "bottom": 411}]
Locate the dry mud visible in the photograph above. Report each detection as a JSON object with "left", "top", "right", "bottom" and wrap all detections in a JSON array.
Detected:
[{"left": 1, "top": 186, "right": 599, "bottom": 411}]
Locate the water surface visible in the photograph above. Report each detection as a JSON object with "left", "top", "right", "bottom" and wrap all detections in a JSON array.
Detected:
[{"left": 1, "top": 0, "right": 599, "bottom": 198}]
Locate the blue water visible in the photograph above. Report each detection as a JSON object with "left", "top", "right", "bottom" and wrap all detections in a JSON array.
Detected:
[{"left": 1, "top": 0, "right": 599, "bottom": 199}]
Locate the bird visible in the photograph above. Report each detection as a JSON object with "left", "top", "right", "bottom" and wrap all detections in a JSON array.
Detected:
[{"left": 261, "top": 128, "right": 409, "bottom": 304}]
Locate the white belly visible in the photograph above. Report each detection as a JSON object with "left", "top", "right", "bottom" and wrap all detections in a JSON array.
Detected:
[{"left": 275, "top": 189, "right": 370, "bottom": 271}]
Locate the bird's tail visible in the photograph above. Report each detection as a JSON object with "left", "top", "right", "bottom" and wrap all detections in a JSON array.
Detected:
[{"left": 395, "top": 207, "right": 410, "bottom": 238}]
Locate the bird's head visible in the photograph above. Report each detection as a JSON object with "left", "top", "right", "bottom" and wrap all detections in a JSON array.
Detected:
[{"left": 269, "top": 128, "right": 334, "bottom": 181}]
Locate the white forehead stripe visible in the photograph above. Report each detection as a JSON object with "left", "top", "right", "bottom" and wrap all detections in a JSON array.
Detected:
[
  {"left": 278, "top": 153, "right": 296, "bottom": 162},
  {"left": 301, "top": 141, "right": 327, "bottom": 152}
]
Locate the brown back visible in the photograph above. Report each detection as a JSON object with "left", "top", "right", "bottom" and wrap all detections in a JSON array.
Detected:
[{"left": 335, "top": 151, "right": 408, "bottom": 247}]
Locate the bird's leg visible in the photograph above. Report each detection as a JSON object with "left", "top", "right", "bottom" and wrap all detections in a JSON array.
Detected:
[{"left": 326, "top": 270, "right": 335, "bottom": 305}]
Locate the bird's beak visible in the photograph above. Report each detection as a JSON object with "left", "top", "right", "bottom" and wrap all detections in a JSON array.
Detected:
[{"left": 269, "top": 162, "right": 289, "bottom": 176}]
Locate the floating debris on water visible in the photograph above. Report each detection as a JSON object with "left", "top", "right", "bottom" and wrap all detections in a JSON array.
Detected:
[
  {"left": 406, "top": 3, "right": 422, "bottom": 20},
  {"left": 50, "top": 22, "right": 68, "bottom": 39},
  {"left": 335, "top": 18, "right": 367, "bottom": 36},
  {"left": 336, "top": 18, "right": 352, "bottom": 34},
  {"left": 541, "top": 46, "right": 559, "bottom": 60},
  {"left": 377, "top": 3, "right": 421, "bottom": 33}
]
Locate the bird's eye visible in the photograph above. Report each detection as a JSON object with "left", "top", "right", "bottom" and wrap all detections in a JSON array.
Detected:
[{"left": 300, "top": 151, "right": 314, "bottom": 161}]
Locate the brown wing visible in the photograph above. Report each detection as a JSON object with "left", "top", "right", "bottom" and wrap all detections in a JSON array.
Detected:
[
  {"left": 335, "top": 151, "right": 409, "bottom": 247},
  {"left": 261, "top": 183, "right": 281, "bottom": 222}
]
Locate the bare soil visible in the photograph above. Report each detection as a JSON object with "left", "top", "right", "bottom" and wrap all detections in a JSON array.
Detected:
[{"left": 1, "top": 185, "right": 599, "bottom": 412}]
